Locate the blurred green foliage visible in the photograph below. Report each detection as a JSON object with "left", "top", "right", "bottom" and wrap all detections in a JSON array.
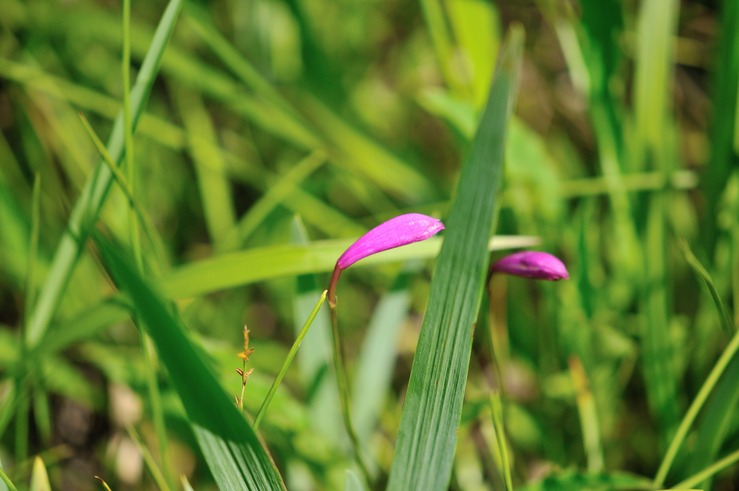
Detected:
[{"left": 0, "top": 0, "right": 738, "bottom": 490}]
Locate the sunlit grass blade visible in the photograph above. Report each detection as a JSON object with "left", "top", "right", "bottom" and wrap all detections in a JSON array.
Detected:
[
  {"left": 351, "top": 274, "right": 411, "bottom": 443},
  {"left": 95, "top": 236, "right": 286, "bottom": 490},
  {"left": 386, "top": 26, "right": 523, "bottom": 490},
  {"left": 24, "top": 0, "right": 183, "bottom": 347},
  {"left": 633, "top": 0, "right": 680, "bottom": 446},
  {"left": 162, "top": 235, "right": 539, "bottom": 299},
  {"left": 672, "top": 448, "right": 739, "bottom": 490},
  {"left": 221, "top": 151, "right": 326, "bottom": 250},
  {"left": 0, "top": 462, "right": 18, "bottom": 491},
  {"left": 290, "top": 217, "right": 340, "bottom": 441}
]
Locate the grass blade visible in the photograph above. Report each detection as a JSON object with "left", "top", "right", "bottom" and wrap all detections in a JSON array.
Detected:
[
  {"left": 95, "top": 236, "right": 286, "bottom": 490},
  {"left": 24, "top": 0, "right": 183, "bottom": 347},
  {"left": 386, "top": 26, "right": 523, "bottom": 490},
  {"left": 162, "top": 235, "right": 539, "bottom": 299},
  {"left": 351, "top": 274, "right": 411, "bottom": 443}
]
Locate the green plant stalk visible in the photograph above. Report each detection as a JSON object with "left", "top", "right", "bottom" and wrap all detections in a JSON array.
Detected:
[
  {"left": 670, "top": 448, "right": 739, "bottom": 490},
  {"left": 490, "top": 392, "right": 513, "bottom": 491},
  {"left": 654, "top": 327, "right": 739, "bottom": 486},
  {"left": 327, "top": 298, "right": 372, "bottom": 484},
  {"left": 254, "top": 291, "right": 328, "bottom": 429},
  {"left": 24, "top": 0, "right": 183, "bottom": 348}
]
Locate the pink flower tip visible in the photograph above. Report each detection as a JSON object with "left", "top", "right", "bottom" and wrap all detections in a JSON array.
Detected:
[
  {"left": 336, "top": 213, "right": 444, "bottom": 270},
  {"left": 491, "top": 251, "right": 569, "bottom": 281}
]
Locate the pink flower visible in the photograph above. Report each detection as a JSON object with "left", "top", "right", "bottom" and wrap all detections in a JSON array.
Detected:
[
  {"left": 329, "top": 213, "right": 444, "bottom": 304},
  {"left": 337, "top": 213, "right": 444, "bottom": 269},
  {"left": 491, "top": 251, "right": 569, "bottom": 281}
]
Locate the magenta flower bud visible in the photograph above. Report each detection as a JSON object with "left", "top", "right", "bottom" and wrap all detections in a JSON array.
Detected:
[
  {"left": 328, "top": 213, "right": 444, "bottom": 305},
  {"left": 491, "top": 251, "right": 569, "bottom": 281}
]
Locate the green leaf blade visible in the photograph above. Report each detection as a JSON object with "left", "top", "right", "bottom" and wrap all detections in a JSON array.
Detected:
[
  {"left": 96, "top": 238, "right": 285, "bottom": 490},
  {"left": 387, "top": 26, "right": 524, "bottom": 491}
]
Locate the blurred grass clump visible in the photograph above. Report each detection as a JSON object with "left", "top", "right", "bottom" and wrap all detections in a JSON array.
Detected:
[{"left": 0, "top": 0, "right": 738, "bottom": 490}]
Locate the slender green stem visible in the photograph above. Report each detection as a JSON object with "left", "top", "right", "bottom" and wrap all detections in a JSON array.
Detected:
[
  {"left": 490, "top": 392, "right": 513, "bottom": 491},
  {"left": 254, "top": 291, "right": 327, "bottom": 429},
  {"left": 654, "top": 328, "right": 739, "bottom": 486},
  {"left": 328, "top": 294, "right": 372, "bottom": 484}
]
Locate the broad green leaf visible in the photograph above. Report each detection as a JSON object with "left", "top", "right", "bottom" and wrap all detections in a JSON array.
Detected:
[
  {"left": 386, "top": 27, "right": 524, "bottom": 490},
  {"left": 96, "top": 237, "right": 285, "bottom": 490}
]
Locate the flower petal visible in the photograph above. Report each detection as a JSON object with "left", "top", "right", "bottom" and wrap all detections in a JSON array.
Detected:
[{"left": 337, "top": 213, "right": 444, "bottom": 270}]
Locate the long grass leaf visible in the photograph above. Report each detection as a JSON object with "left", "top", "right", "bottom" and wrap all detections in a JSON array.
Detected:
[
  {"left": 95, "top": 236, "right": 286, "bottom": 490},
  {"left": 162, "top": 235, "right": 538, "bottom": 299},
  {"left": 24, "top": 0, "right": 183, "bottom": 347},
  {"left": 386, "top": 26, "right": 523, "bottom": 490}
]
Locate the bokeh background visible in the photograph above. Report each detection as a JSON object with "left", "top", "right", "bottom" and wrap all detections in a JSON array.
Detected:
[{"left": 1, "top": 0, "right": 738, "bottom": 489}]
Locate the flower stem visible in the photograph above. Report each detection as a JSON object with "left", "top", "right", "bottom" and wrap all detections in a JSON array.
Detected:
[{"left": 328, "top": 296, "right": 372, "bottom": 484}]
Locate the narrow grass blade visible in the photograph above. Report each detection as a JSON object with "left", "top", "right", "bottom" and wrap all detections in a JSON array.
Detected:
[
  {"left": 162, "top": 235, "right": 539, "bottom": 299},
  {"left": 490, "top": 392, "right": 513, "bottom": 491},
  {"left": 672, "top": 448, "right": 739, "bottom": 490},
  {"left": 0, "top": 462, "right": 17, "bottom": 491},
  {"left": 290, "top": 217, "right": 340, "bottom": 441},
  {"left": 173, "top": 85, "right": 236, "bottom": 246},
  {"left": 25, "top": 0, "right": 183, "bottom": 347},
  {"left": 654, "top": 328, "right": 739, "bottom": 486},
  {"left": 95, "top": 237, "right": 285, "bottom": 490},
  {"left": 221, "top": 151, "right": 326, "bottom": 250},
  {"left": 569, "top": 356, "right": 604, "bottom": 472},
  {"left": 633, "top": 0, "right": 680, "bottom": 445},
  {"left": 678, "top": 239, "right": 734, "bottom": 333},
  {"left": 703, "top": 0, "right": 739, "bottom": 250},
  {"left": 351, "top": 274, "right": 411, "bottom": 443},
  {"left": 386, "top": 26, "right": 523, "bottom": 490}
]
